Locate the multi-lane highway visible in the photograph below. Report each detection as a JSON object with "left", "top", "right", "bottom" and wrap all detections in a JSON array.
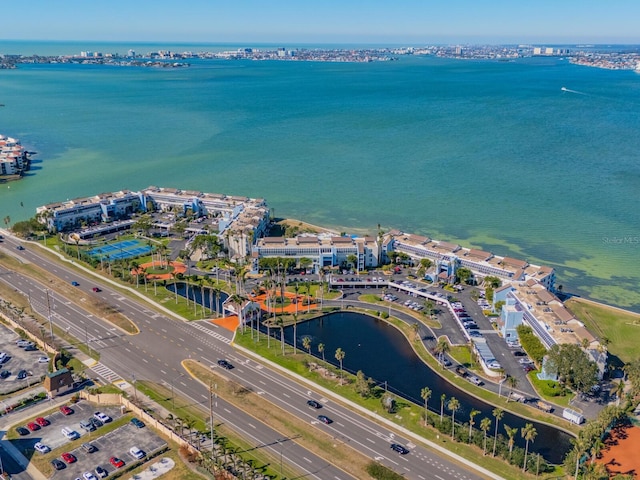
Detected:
[{"left": 0, "top": 234, "right": 494, "bottom": 480}]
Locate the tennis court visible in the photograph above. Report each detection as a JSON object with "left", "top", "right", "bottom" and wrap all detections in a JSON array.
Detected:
[{"left": 88, "top": 239, "right": 153, "bottom": 260}]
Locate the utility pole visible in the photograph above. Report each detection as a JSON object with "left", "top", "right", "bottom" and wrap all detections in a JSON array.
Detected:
[
  {"left": 132, "top": 374, "right": 138, "bottom": 404},
  {"left": 46, "top": 289, "right": 54, "bottom": 344},
  {"left": 209, "top": 380, "right": 216, "bottom": 454},
  {"left": 85, "top": 325, "right": 92, "bottom": 357}
]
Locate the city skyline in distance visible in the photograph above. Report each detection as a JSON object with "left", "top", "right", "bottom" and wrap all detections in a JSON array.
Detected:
[{"left": 4, "top": 0, "right": 640, "bottom": 45}]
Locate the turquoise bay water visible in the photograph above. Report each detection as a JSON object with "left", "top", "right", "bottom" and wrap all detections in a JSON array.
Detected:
[{"left": 1, "top": 45, "right": 639, "bottom": 310}]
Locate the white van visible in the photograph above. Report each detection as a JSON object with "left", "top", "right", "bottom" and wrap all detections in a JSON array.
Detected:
[{"left": 61, "top": 427, "right": 80, "bottom": 440}]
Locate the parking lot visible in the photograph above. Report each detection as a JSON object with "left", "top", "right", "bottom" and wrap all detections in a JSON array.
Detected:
[
  {"left": 12, "top": 400, "right": 167, "bottom": 478},
  {"left": 0, "top": 324, "right": 50, "bottom": 395}
]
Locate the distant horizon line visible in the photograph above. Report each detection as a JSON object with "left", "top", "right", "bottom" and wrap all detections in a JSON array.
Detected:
[{"left": 2, "top": 38, "right": 640, "bottom": 47}]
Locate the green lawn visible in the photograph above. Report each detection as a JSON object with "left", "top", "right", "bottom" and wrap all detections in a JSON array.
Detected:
[{"left": 565, "top": 297, "right": 640, "bottom": 364}]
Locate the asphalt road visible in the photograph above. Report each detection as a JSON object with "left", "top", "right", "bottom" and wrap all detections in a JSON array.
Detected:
[{"left": 0, "top": 236, "right": 491, "bottom": 480}]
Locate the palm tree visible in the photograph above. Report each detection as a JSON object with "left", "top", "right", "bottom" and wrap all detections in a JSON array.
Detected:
[
  {"left": 276, "top": 318, "right": 285, "bottom": 354},
  {"left": 440, "top": 394, "right": 446, "bottom": 424},
  {"left": 498, "top": 425, "right": 515, "bottom": 461},
  {"left": 492, "top": 408, "right": 504, "bottom": 456},
  {"left": 590, "top": 437, "right": 604, "bottom": 464},
  {"left": 292, "top": 314, "right": 298, "bottom": 354},
  {"left": 434, "top": 337, "right": 450, "bottom": 368},
  {"left": 448, "top": 397, "right": 460, "bottom": 439},
  {"left": 468, "top": 409, "right": 480, "bottom": 443},
  {"left": 506, "top": 376, "right": 519, "bottom": 401},
  {"left": 480, "top": 418, "right": 491, "bottom": 455},
  {"left": 130, "top": 260, "right": 140, "bottom": 287},
  {"left": 302, "top": 336, "right": 311, "bottom": 357},
  {"left": 335, "top": 348, "right": 345, "bottom": 381},
  {"left": 521, "top": 423, "right": 537, "bottom": 472},
  {"left": 615, "top": 379, "right": 625, "bottom": 406},
  {"left": 573, "top": 438, "right": 587, "bottom": 479},
  {"left": 411, "top": 322, "right": 420, "bottom": 341},
  {"left": 420, "top": 387, "right": 432, "bottom": 426},
  {"left": 318, "top": 343, "right": 325, "bottom": 363}
]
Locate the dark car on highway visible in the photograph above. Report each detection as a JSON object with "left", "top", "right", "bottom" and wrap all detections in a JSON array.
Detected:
[
  {"left": 390, "top": 443, "right": 410, "bottom": 454},
  {"left": 306, "top": 400, "right": 322, "bottom": 409},
  {"left": 217, "top": 359, "right": 233, "bottom": 369},
  {"left": 317, "top": 415, "right": 332, "bottom": 424}
]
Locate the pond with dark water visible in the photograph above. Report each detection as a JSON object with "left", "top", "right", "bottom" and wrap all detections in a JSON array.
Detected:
[{"left": 280, "top": 312, "right": 572, "bottom": 464}]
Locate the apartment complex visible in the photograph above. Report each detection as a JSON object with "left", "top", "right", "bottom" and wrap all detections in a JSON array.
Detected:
[
  {"left": 251, "top": 234, "right": 380, "bottom": 273},
  {"left": 383, "top": 230, "right": 556, "bottom": 290},
  {"left": 36, "top": 187, "right": 270, "bottom": 259},
  {"left": 0, "top": 135, "right": 28, "bottom": 176}
]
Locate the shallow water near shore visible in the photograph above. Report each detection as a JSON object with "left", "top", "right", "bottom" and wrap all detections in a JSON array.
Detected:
[{"left": 1, "top": 43, "right": 639, "bottom": 310}]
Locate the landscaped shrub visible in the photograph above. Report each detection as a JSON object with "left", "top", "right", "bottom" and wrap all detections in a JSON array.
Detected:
[
  {"left": 516, "top": 324, "right": 547, "bottom": 364},
  {"left": 366, "top": 462, "right": 405, "bottom": 480}
]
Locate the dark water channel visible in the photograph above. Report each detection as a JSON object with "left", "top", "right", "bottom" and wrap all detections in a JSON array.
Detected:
[{"left": 280, "top": 312, "right": 572, "bottom": 464}]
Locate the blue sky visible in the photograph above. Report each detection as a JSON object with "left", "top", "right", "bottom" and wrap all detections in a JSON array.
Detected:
[{"left": 4, "top": 0, "right": 640, "bottom": 44}]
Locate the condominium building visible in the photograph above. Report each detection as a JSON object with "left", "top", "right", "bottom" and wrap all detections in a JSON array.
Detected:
[
  {"left": 36, "top": 187, "right": 270, "bottom": 259},
  {"left": 251, "top": 234, "right": 380, "bottom": 273},
  {"left": 383, "top": 231, "right": 555, "bottom": 291}
]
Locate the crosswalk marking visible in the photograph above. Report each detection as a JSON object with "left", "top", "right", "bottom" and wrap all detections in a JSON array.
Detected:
[
  {"left": 190, "top": 322, "right": 231, "bottom": 344},
  {"left": 91, "top": 362, "right": 120, "bottom": 382}
]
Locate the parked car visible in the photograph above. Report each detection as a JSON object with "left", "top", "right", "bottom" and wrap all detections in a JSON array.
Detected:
[
  {"left": 110, "top": 457, "right": 125, "bottom": 468},
  {"left": 24, "top": 345, "right": 38, "bottom": 351},
  {"left": 317, "top": 415, "right": 333, "bottom": 424},
  {"left": 217, "top": 359, "right": 233, "bottom": 369},
  {"left": 17, "top": 370, "right": 28, "bottom": 379},
  {"left": 306, "top": 400, "right": 322, "bottom": 409},
  {"left": 90, "top": 417, "right": 103, "bottom": 428},
  {"left": 129, "top": 446, "right": 145, "bottom": 459},
  {"left": 390, "top": 443, "right": 410, "bottom": 454},
  {"left": 37, "top": 356, "right": 49, "bottom": 363},
  {"left": 16, "top": 426, "right": 29, "bottom": 436},
  {"left": 61, "top": 427, "right": 80, "bottom": 440},
  {"left": 0, "top": 370, "right": 10, "bottom": 379},
  {"left": 130, "top": 417, "right": 145, "bottom": 428},
  {"left": 82, "top": 443, "right": 97, "bottom": 453},
  {"left": 94, "top": 411, "right": 111, "bottom": 423},
  {"left": 16, "top": 339, "right": 32, "bottom": 348},
  {"left": 61, "top": 452, "right": 77, "bottom": 463},
  {"left": 34, "top": 442, "right": 51, "bottom": 454},
  {"left": 60, "top": 405, "right": 74, "bottom": 415},
  {"left": 51, "top": 459, "right": 66, "bottom": 470},
  {"left": 35, "top": 417, "right": 49, "bottom": 427},
  {"left": 26, "top": 422, "right": 40, "bottom": 431},
  {"left": 83, "top": 472, "right": 98, "bottom": 480},
  {"left": 80, "top": 419, "right": 96, "bottom": 432},
  {"left": 95, "top": 466, "right": 108, "bottom": 478}
]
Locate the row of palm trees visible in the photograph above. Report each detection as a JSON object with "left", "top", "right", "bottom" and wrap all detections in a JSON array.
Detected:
[{"left": 419, "top": 387, "right": 539, "bottom": 472}]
